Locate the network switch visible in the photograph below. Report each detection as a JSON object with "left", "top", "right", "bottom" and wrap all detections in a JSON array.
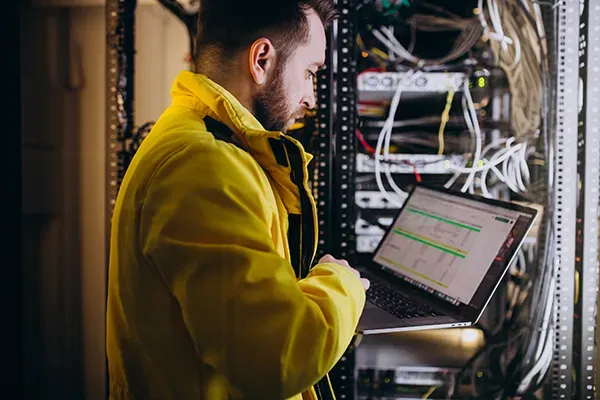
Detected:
[
  {"left": 356, "top": 153, "right": 465, "bottom": 175},
  {"left": 357, "top": 71, "right": 468, "bottom": 103}
]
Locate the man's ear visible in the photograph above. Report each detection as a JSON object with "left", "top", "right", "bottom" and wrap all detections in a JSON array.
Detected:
[{"left": 249, "top": 38, "right": 277, "bottom": 86}]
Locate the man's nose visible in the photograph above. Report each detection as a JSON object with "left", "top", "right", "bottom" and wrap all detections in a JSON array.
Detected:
[{"left": 303, "top": 91, "right": 316, "bottom": 110}]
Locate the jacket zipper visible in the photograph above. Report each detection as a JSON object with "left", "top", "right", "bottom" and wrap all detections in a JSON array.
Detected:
[
  {"left": 283, "top": 139, "right": 333, "bottom": 400},
  {"left": 283, "top": 138, "right": 316, "bottom": 279}
]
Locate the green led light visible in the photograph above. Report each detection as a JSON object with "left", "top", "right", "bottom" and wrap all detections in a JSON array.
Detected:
[
  {"left": 477, "top": 77, "right": 486, "bottom": 88},
  {"left": 477, "top": 371, "right": 484, "bottom": 378},
  {"left": 478, "top": 160, "right": 484, "bottom": 167}
]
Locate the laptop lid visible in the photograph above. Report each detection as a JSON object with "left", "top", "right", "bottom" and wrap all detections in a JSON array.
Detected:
[{"left": 371, "top": 184, "right": 539, "bottom": 322}]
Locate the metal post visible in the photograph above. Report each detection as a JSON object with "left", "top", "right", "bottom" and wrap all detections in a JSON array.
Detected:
[
  {"left": 328, "top": 0, "right": 359, "bottom": 398},
  {"left": 314, "top": 22, "right": 336, "bottom": 260},
  {"left": 551, "top": 1, "right": 579, "bottom": 398},
  {"left": 106, "top": 0, "right": 137, "bottom": 249},
  {"left": 575, "top": 1, "right": 600, "bottom": 398}
]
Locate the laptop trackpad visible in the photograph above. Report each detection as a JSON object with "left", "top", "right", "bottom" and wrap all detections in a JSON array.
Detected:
[{"left": 360, "top": 302, "right": 400, "bottom": 325}]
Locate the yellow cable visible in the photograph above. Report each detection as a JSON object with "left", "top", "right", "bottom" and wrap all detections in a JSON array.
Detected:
[
  {"left": 422, "top": 386, "right": 437, "bottom": 399},
  {"left": 371, "top": 47, "right": 390, "bottom": 60},
  {"left": 357, "top": 33, "right": 366, "bottom": 50},
  {"left": 437, "top": 90, "right": 455, "bottom": 156}
]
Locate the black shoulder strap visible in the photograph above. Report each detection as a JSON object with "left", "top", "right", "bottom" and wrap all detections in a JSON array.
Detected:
[{"left": 204, "top": 115, "right": 245, "bottom": 151}]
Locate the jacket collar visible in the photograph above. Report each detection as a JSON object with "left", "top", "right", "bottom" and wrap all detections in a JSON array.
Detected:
[
  {"left": 170, "top": 70, "right": 314, "bottom": 214},
  {"left": 170, "top": 71, "right": 313, "bottom": 167}
]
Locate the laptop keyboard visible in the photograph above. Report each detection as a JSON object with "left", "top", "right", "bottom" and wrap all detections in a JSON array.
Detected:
[{"left": 367, "top": 280, "right": 442, "bottom": 319}]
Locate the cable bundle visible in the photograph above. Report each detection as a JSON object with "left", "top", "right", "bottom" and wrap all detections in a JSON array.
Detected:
[
  {"left": 443, "top": 79, "right": 533, "bottom": 198},
  {"left": 478, "top": 0, "right": 545, "bottom": 138},
  {"left": 369, "top": 70, "right": 533, "bottom": 202}
]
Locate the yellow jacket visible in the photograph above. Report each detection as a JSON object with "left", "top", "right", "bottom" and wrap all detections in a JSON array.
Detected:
[{"left": 106, "top": 71, "right": 366, "bottom": 400}]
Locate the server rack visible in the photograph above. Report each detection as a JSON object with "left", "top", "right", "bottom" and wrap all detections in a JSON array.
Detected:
[
  {"left": 104, "top": 0, "right": 600, "bottom": 398},
  {"left": 324, "top": 1, "right": 600, "bottom": 399},
  {"left": 327, "top": 2, "right": 360, "bottom": 398}
]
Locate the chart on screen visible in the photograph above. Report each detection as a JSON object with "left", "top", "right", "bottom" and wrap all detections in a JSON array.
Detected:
[{"left": 374, "top": 189, "right": 518, "bottom": 303}]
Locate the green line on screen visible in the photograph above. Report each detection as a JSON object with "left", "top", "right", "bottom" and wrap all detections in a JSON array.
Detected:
[
  {"left": 406, "top": 208, "right": 481, "bottom": 232},
  {"left": 393, "top": 229, "right": 467, "bottom": 259},
  {"left": 396, "top": 228, "right": 466, "bottom": 255},
  {"left": 379, "top": 256, "right": 448, "bottom": 288}
]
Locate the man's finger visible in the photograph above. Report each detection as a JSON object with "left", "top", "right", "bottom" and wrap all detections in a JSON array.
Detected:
[
  {"left": 361, "top": 278, "right": 370, "bottom": 291},
  {"left": 319, "top": 254, "right": 336, "bottom": 263}
]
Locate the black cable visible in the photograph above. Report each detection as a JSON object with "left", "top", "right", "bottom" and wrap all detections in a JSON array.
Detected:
[{"left": 451, "top": 327, "right": 529, "bottom": 397}]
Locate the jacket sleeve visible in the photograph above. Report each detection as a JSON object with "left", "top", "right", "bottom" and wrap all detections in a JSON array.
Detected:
[{"left": 139, "top": 140, "right": 366, "bottom": 399}]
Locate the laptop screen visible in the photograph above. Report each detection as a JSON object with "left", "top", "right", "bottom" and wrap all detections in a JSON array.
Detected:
[{"left": 372, "top": 186, "right": 536, "bottom": 309}]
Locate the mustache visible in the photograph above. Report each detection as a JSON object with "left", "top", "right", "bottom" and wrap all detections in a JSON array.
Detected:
[{"left": 294, "top": 109, "right": 307, "bottom": 119}]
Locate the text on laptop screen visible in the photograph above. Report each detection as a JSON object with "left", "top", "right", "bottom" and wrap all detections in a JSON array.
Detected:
[{"left": 373, "top": 186, "right": 532, "bottom": 306}]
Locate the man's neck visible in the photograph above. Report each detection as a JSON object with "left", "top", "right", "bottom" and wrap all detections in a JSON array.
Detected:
[{"left": 198, "top": 68, "right": 254, "bottom": 114}]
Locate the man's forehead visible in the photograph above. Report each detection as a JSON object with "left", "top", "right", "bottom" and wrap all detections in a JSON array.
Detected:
[{"left": 304, "top": 8, "right": 327, "bottom": 63}]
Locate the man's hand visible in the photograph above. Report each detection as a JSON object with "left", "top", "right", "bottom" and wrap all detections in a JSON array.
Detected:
[{"left": 319, "top": 254, "right": 370, "bottom": 291}]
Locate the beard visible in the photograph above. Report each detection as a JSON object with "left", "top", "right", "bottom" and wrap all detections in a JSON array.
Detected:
[{"left": 253, "top": 63, "right": 300, "bottom": 133}]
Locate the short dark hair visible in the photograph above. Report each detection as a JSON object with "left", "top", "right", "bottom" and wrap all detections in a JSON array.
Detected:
[{"left": 195, "top": 0, "right": 337, "bottom": 65}]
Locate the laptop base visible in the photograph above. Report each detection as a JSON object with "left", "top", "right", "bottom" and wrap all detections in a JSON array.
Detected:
[{"left": 357, "top": 301, "right": 471, "bottom": 335}]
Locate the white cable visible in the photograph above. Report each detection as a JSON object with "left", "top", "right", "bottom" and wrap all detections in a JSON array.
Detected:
[
  {"left": 517, "top": 328, "right": 554, "bottom": 394},
  {"left": 520, "top": 143, "right": 531, "bottom": 185},
  {"left": 462, "top": 95, "right": 475, "bottom": 136},
  {"left": 383, "top": 71, "right": 424, "bottom": 199},
  {"left": 460, "top": 80, "right": 483, "bottom": 192},
  {"left": 380, "top": 27, "right": 420, "bottom": 64},
  {"left": 444, "top": 172, "right": 461, "bottom": 189},
  {"left": 535, "top": 353, "right": 553, "bottom": 386},
  {"left": 372, "top": 29, "right": 410, "bottom": 61},
  {"left": 449, "top": 144, "right": 522, "bottom": 174},
  {"left": 517, "top": 278, "right": 555, "bottom": 394},
  {"left": 373, "top": 71, "right": 419, "bottom": 206},
  {"left": 513, "top": 150, "right": 527, "bottom": 191},
  {"left": 481, "top": 137, "right": 509, "bottom": 158},
  {"left": 445, "top": 96, "right": 475, "bottom": 189},
  {"left": 478, "top": 0, "right": 513, "bottom": 48},
  {"left": 488, "top": 0, "right": 508, "bottom": 50},
  {"left": 481, "top": 138, "right": 511, "bottom": 184},
  {"left": 480, "top": 142, "right": 519, "bottom": 197},
  {"left": 480, "top": 153, "right": 506, "bottom": 198},
  {"left": 375, "top": 121, "right": 406, "bottom": 206},
  {"left": 502, "top": 148, "right": 520, "bottom": 193},
  {"left": 534, "top": 277, "right": 555, "bottom": 361},
  {"left": 535, "top": 329, "right": 554, "bottom": 385},
  {"left": 388, "top": 26, "right": 396, "bottom": 62},
  {"left": 445, "top": 94, "right": 478, "bottom": 190},
  {"left": 374, "top": 125, "right": 404, "bottom": 207}
]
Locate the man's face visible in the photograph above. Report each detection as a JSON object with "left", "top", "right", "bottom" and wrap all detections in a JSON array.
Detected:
[{"left": 254, "top": 10, "right": 326, "bottom": 132}]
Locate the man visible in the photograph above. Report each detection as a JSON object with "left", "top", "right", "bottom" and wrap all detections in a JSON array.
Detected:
[{"left": 106, "top": 1, "right": 370, "bottom": 399}]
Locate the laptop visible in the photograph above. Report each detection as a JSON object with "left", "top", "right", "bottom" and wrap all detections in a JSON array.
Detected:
[{"left": 356, "top": 184, "right": 538, "bottom": 335}]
